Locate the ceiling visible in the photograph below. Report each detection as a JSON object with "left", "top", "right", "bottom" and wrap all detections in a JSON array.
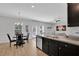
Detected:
[{"left": 0, "top": 3, "right": 67, "bottom": 23}]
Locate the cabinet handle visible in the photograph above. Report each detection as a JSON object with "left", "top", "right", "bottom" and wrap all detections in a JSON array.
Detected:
[
  {"left": 59, "top": 47, "right": 61, "bottom": 50},
  {"left": 65, "top": 45, "right": 68, "bottom": 47},
  {"left": 56, "top": 45, "right": 58, "bottom": 46}
]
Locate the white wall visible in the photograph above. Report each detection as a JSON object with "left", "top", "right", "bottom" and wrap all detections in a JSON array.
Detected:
[
  {"left": 0, "top": 16, "right": 54, "bottom": 43},
  {"left": 55, "top": 19, "right": 67, "bottom": 34},
  {"left": 53, "top": 3, "right": 67, "bottom": 35},
  {"left": 54, "top": 16, "right": 67, "bottom": 35}
]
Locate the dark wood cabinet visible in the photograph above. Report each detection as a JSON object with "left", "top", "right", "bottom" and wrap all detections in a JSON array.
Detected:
[
  {"left": 76, "top": 46, "right": 79, "bottom": 55},
  {"left": 68, "top": 3, "right": 79, "bottom": 27},
  {"left": 48, "top": 39, "right": 58, "bottom": 56},
  {"left": 58, "top": 41, "right": 77, "bottom": 56},
  {"left": 36, "top": 36, "right": 79, "bottom": 56},
  {"left": 42, "top": 37, "right": 49, "bottom": 54}
]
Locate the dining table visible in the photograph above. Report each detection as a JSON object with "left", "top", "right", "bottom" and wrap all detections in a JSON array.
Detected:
[{"left": 13, "top": 34, "right": 27, "bottom": 48}]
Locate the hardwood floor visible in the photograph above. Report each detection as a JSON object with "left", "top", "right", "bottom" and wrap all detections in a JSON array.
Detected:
[{"left": 0, "top": 39, "right": 47, "bottom": 56}]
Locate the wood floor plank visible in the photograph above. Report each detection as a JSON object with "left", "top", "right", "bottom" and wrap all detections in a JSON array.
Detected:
[{"left": 0, "top": 39, "right": 47, "bottom": 56}]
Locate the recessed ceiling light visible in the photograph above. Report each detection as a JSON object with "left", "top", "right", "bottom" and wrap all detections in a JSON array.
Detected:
[{"left": 32, "top": 5, "right": 35, "bottom": 8}]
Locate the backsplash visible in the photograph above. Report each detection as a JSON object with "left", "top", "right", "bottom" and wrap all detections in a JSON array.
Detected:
[
  {"left": 75, "top": 32, "right": 79, "bottom": 34},
  {"left": 67, "top": 27, "right": 79, "bottom": 36}
]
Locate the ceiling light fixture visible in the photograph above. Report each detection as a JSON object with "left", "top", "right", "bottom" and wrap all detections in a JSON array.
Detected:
[
  {"left": 15, "top": 8, "right": 23, "bottom": 25},
  {"left": 32, "top": 5, "right": 35, "bottom": 8}
]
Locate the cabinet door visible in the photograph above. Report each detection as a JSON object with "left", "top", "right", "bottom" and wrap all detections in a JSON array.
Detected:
[
  {"left": 42, "top": 37, "right": 49, "bottom": 54},
  {"left": 76, "top": 46, "right": 79, "bottom": 56},
  {"left": 59, "top": 42, "right": 77, "bottom": 56},
  {"left": 49, "top": 40, "right": 58, "bottom": 56}
]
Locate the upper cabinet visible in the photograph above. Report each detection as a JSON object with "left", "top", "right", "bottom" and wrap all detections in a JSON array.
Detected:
[{"left": 68, "top": 3, "right": 79, "bottom": 27}]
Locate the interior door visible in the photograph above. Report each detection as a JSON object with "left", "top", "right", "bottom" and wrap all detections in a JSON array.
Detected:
[{"left": 32, "top": 26, "right": 37, "bottom": 37}]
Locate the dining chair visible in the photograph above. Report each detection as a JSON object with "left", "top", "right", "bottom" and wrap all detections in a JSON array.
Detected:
[{"left": 7, "top": 34, "right": 16, "bottom": 47}]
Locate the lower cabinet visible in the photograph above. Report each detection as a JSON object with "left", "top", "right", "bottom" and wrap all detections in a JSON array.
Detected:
[
  {"left": 48, "top": 40, "right": 58, "bottom": 56},
  {"left": 58, "top": 41, "right": 77, "bottom": 56},
  {"left": 42, "top": 37, "right": 49, "bottom": 54},
  {"left": 36, "top": 36, "right": 79, "bottom": 56}
]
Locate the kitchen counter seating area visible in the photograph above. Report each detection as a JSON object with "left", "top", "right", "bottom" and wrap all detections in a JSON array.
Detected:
[{"left": 36, "top": 35, "right": 79, "bottom": 56}]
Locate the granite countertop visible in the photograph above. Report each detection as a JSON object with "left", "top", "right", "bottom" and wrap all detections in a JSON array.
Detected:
[{"left": 37, "top": 35, "right": 79, "bottom": 46}]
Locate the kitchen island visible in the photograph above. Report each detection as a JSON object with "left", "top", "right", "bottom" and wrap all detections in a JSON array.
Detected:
[{"left": 36, "top": 35, "right": 79, "bottom": 56}]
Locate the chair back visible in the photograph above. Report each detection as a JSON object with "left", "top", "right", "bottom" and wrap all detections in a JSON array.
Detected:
[{"left": 7, "top": 34, "right": 11, "bottom": 42}]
